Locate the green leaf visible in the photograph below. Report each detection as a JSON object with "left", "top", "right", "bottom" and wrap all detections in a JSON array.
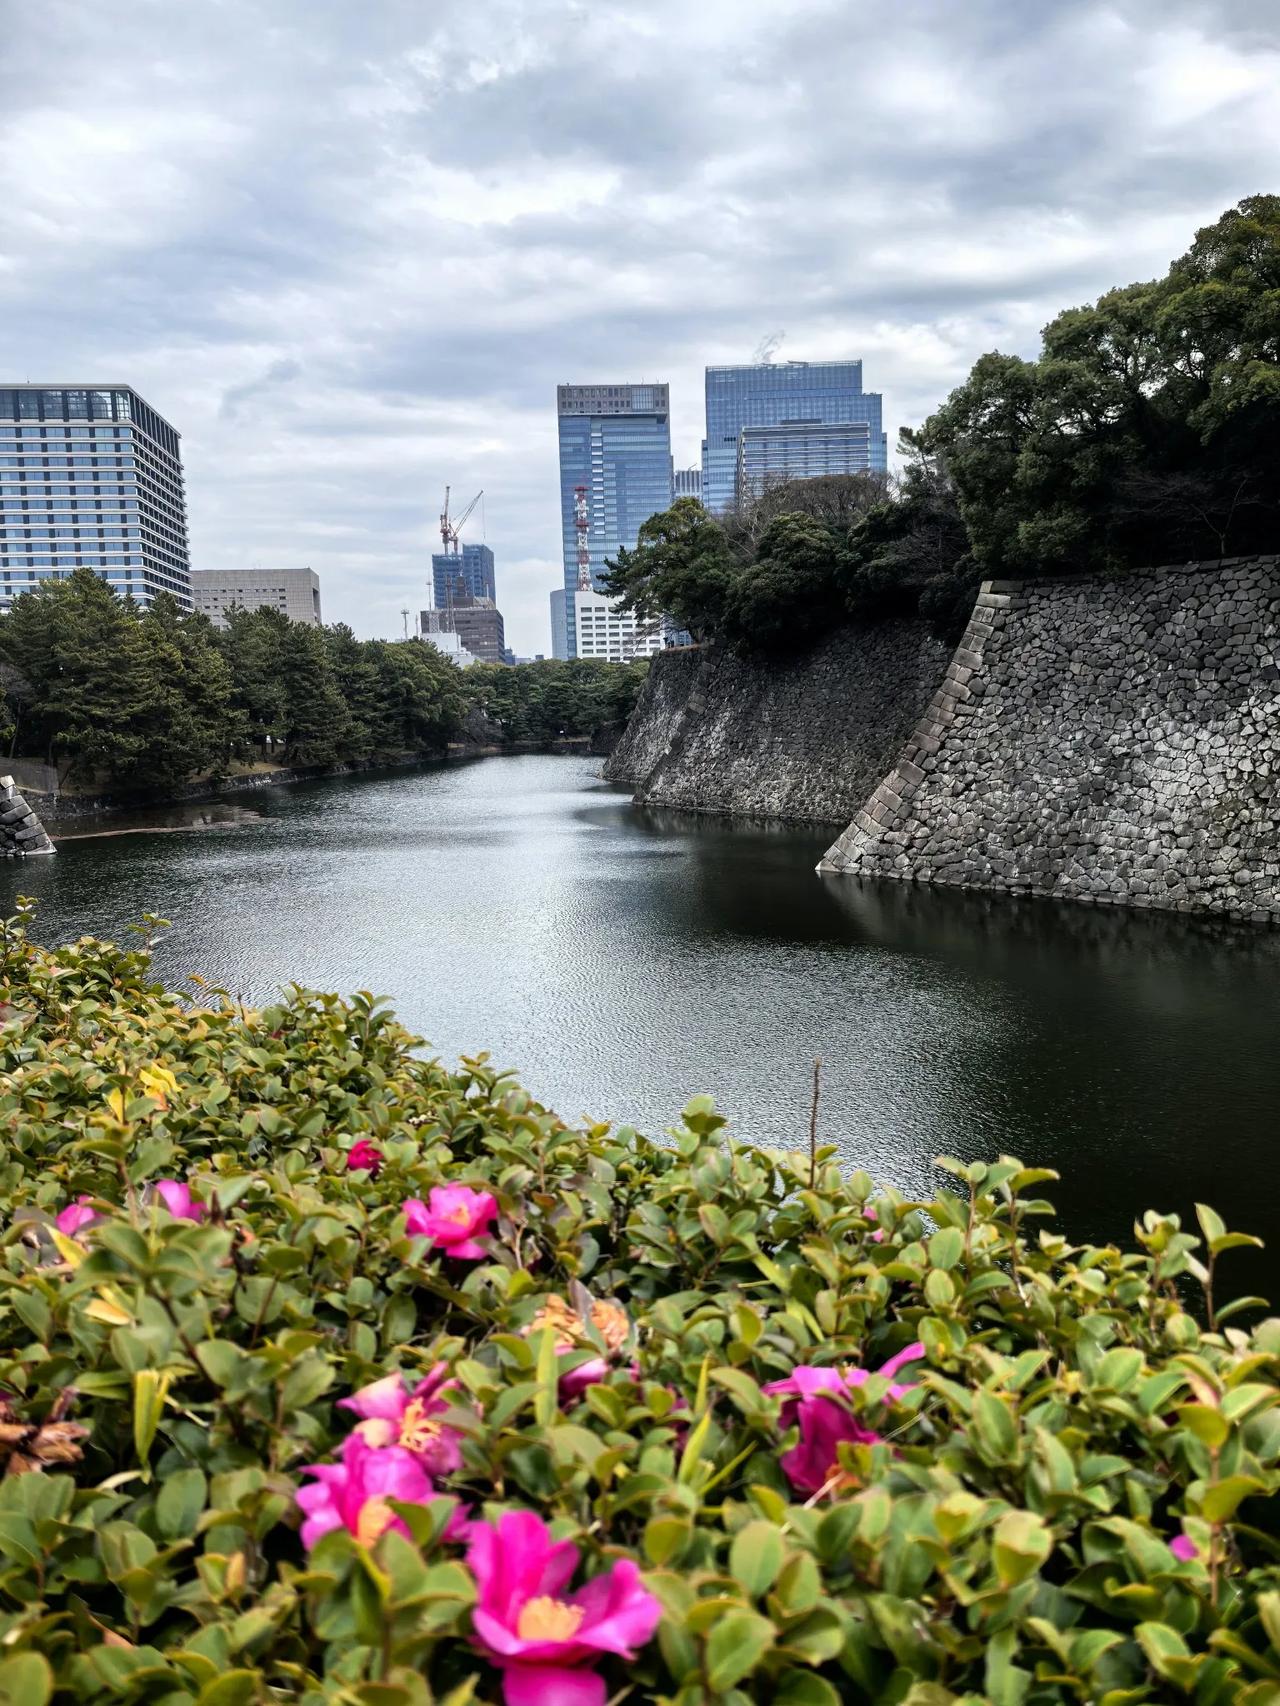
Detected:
[
  {"left": 972, "top": 1390, "right": 1019, "bottom": 1464},
  {"left": 157, "top": 1467, "right": 208, "bottom": 1540},
  {"left": 0, "top": 1654, "right": 52, "bottom": 1706},
  {"left": 993, "top": 1509, "right": 1052, "bottom": 1587},
  {"left": 1196, "top": 1203, "right": 1227, "bottom": 1247},
  {"left": 532, "top": 1328, "right": 559, "bottom": 1429},
  {"left": 705, "top": 1610, "right": 776, "bottom": 1691},
  {"left": 0, "top": 1514, "right": 40, "bottom": 1571},
  {"left": 1094, "top": 1348, "right": 1144, "bottom": 1392},
  {"left": 1199, "top": 1475, "right": 1264, "bottom": 1523},
  {"left": 1178, "top": 1403, "right": 1230, "bottom": 1449},
  {"left": 729, "top": 1520, "right": 784, "bottom": 1598},
  {"left": 928, "top": 1227, "right": 964, "bottom": 1270},
  {"left": 1135, "top": 1621, "right": 1197, "bottom": 1688},
  {"left": 775, "top": 1673, "right": 840, "bottom": 1706},
  {"left": 197, "top": 1672, "right": 264, "bottom": 1706}
]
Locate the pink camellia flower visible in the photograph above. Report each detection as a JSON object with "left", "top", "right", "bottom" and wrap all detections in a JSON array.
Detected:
[
  {"left": 764, "top": 1342, "right": 925, "bottom": 1496},
  {"left": 296, "top": 1432, "right": 433, "bottom": 1550},
  {"left": 339, "top": 1364, "right": 465, "bottom": 1477},
  {"left": 466, "top": 1509, "right": 663, "bottom": 1706},
  {"left": 404, "top": 1185, "right": 498, "bottom": 1260},
  {"left": 1170, "top": 1533, "right": 1199, "bottom": 1562},
  {"left": 55, "top": 1196, "right": 100, "bottom": 1237},
  {"left": 864, "top": 1205, "right": 886, "bottom": 1243},
  {"left": 347, "top": 1139, "right": 383, "bottom": 1177},
  {"left": 151, "top": 1180, "right": 206, "bottom": 1222}
]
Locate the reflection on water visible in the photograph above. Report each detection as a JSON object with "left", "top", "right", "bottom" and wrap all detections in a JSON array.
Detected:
[{"left": 6, "top": 755, "right": 1277, "bottom": 1292}]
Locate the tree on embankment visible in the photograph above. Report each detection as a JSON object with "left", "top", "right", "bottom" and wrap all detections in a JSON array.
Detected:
[{"left": 604, "top": 194, "right": 1280, "bottom": 651}]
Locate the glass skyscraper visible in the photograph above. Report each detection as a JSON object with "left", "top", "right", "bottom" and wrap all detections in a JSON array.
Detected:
[
  {"left": 701, "top": 360, "right": 887, "bottom": 513},
  {"left": 431, "top": 542, "right": 496, "bottom": 609},
  {"left": 556, "top": 383, "right": 672, "bottom": 658},
  {"left": 0, "top": 385, "right": 190, "bottom": 610}
]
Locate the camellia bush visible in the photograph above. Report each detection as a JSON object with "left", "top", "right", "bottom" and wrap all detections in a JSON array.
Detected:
[{"left": 1, "top": 899, "right": 1279, "bottom": 1706}]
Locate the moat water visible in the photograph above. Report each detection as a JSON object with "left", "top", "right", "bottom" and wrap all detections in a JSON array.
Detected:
[{"left": 8, "top": 755, "right": 1278, "bottom": 1291}]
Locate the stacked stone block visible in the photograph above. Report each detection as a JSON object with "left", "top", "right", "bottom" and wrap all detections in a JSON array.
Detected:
[
  {"left": 820, "top": 556, "right": 1280, "bottom": 924},
  {"left": 0, "top": 778, "right": 55, "bottom": 857},
  {"left": 605, "top": 621, "right": 949, "bottom": 824}
]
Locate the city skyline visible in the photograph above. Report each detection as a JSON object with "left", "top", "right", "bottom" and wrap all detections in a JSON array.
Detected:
[{"left": 4, "top": 2, "right": 1276, "bottom": 654}]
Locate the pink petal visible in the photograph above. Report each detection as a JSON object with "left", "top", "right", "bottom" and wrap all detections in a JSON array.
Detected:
[
  {"left": 572, "top": 1560, "right": 663, "bottom": 1655},
  {"left": 403, "top": 1198, "right": 432, "bottom": 1236},
  {"left": 467, "top": 1511, "right": 578, "bottom": 1630},
  {"left": 1170, "top": 1533, "right": 1198, "bottom": 1561},
  {"left": 444, "top": 1236, "right": 491, "bottom": 1260},
  {"left": 339, "top": 1373, "right": 408, "bottom": 1424},
  {"left": 502, "top": 1666, "right": 605, "bottom": 1706},
  {"left": 877, "top": 1342, "right": 926, "bottom": 1384}
]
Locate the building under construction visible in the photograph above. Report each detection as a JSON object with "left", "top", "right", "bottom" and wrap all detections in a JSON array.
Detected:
[{"left": 425, "top": 486, "right": 507, "bottom": 663}]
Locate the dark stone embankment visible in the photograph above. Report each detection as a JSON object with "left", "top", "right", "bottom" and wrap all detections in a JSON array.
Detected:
[{"left": 605, "top": 621, "right": 950, "bottom": 824}]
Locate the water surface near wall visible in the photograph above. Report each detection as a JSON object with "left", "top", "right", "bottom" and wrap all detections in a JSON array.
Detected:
[{"left": 7, "top": 755, "right": 1277, "bottom": 1292}]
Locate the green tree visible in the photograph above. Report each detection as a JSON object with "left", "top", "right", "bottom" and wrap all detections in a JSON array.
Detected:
[
  {"left": 924, "top": 194, "right": 1280, "bottom": 576},
  {"left": 721, "top": 512, "right": 847, "bottom": 651},
  {"left": 602, "top": 498, "right": 735, "bottom": 641},
  {"left": 277, "top": 617, "right": 351, "bottom": 766},
  {"left": 369, "top": 639, "right": 465, "bottom": 754},
  {"left": 0, "top": 568, "right": 171, "bottom": 785},
  {"left": 138, "top": 597, "right": 238, "bottom": 784}
]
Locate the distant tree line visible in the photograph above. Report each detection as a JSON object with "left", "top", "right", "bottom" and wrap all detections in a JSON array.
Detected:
[
  {"left": 0, "top": 567, "right": 647, "bottom": 794},
  {"left": 460, "top": 657, "right": 651, "bottom": 745},
  {"left": 605, "top": 194, "right": 1280, "bottom": 650}
]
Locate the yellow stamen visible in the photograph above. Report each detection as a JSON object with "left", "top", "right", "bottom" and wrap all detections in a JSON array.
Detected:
[
  {"left": 516, "top": 1596, "right": 586, "bottom": 1642},
  {"left": 446, "top": 1205, "right": 474, "bottom": 1226},
  {"left": 398, "top": 1397, "right": 442, "bottom": 1454},
  {"left": 355, "top": 1497, "right": 395, "bottom": 1548}
]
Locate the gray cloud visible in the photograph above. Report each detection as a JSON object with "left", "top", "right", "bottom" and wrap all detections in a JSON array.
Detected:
[{"left": 1, "top": 0, "right": 1276, "bottom": 651}]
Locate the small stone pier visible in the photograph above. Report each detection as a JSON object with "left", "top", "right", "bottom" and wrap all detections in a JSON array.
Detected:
[{"left": 0, "top": 777, "right": 55, "bottom": 857}]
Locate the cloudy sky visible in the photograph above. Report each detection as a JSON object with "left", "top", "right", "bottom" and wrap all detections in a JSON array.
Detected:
[{"left": 3, "top": 1, "right": 1277, "bottom": 653}]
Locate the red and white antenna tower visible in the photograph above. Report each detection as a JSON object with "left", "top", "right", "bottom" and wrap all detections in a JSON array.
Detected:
[{"left": 574, "top": 484, "right": 592, "bottom": 591}]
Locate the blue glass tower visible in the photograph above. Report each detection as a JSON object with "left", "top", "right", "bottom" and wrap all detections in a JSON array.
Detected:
[
  {"left": 701, "top": 360, "right": 887, "bottom": 513},
  {"left": 0, "top": 384, "right": 190, "bottom": 610},
  {"left": 556, "top": 383, "right": 672, "bottom": 658},
  {"left": 431, "top": 542, "right": 495, "bottom": 609}
]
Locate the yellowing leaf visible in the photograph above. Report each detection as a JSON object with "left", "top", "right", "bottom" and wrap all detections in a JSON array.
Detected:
[{"left": 85, "top": 1291, "right": 134, "bottom": 1328}]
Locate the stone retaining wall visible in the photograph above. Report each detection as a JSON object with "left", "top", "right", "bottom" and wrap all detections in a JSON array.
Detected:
[
  {"left": 820, "top": 556, "right": 1280, "bottom": 923},
  {"left": 604, "top": 621, "right": 950, "bottom": 823},
  {"left": 0, "top": 776, "right": 55, "bottom": 857}
]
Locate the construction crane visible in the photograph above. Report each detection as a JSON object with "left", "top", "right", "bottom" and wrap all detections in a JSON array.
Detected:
[{"left": 439, "top": 486, "right": 484, "bottom": 555}]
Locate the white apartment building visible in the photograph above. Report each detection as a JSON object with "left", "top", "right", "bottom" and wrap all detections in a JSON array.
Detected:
[
  {"left": 190, "top": 567, "right": 321, "bottom": 627},
  {"left": 573, "top": 588, "right": 664, "bottom": 663}
]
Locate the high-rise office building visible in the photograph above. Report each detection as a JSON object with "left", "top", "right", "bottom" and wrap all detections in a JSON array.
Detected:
[
  {"left": 701, "top": 360, "right": 887, "bottom": 513},
  {"left": 737, "top": 420, "right": 875, "bottom": 498},
  {"left": 431, "top": 542, "right": 495, "bottom": 610},
  {"left": 0, "top": 384, "right": 190, "bottom": 610},
  {"left": 673, "top": 466, "right": 702, "bottom": 501},
  {"left": 191, "top": 567, "right": 321, "bottom": 627},
  {"left": 556, "top": 383, "right": 672, "bottom": 658},
  {"left": 549, "top": 588, "right": 569, "bottom": 660}
]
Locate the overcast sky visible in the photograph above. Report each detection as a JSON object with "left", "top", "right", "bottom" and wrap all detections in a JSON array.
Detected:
[{"left": 3, "top": 1, "right": 1276, "bottom": 653}]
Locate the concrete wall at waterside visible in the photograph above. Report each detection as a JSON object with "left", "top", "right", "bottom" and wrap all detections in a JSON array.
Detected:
[
  {"left": 605, "top": 622, "right": 950, "bottom": 824},
  {"left": 820, "top": 556, "right": 1280, "bottom": 923}
]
